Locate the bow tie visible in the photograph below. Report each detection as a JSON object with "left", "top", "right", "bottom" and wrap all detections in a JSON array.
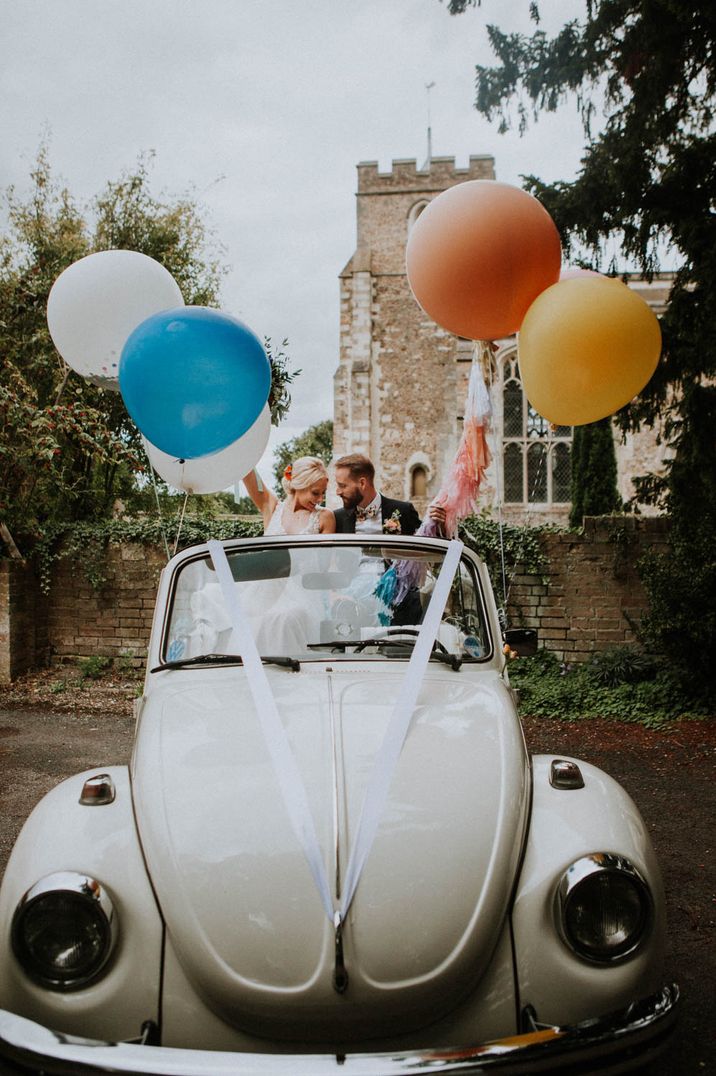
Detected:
[{"left": 356, "top": 503, "right": 380, "bottom": 522}]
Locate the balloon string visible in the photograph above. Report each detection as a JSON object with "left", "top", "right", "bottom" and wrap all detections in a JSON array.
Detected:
[
  {"left": 173, "top": 491, "right": 189, "bottom": 558},
  {"left": 142, "top": 439, "right": 171, "bottom": 563},
  {"left": 53, "top": 365, "right": 71, "bottom": 406},
  {"left": 486, "top": 341, "right": 550, "bottom": 623},
  {"left": 481, "top": 342, "right": 509, "bottom": 622}
]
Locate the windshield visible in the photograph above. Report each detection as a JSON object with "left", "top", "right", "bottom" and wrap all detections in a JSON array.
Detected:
[{"left": 165, "top": 540, "right": 491, "bottom": 664}]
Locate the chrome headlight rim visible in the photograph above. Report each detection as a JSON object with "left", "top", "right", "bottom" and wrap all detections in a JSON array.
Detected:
[
  {"left": 555, "top": 853, "right": 653, "bottom": 965},
  {"left": 11, "top": 871, "right": 117, "bottom": 991}
]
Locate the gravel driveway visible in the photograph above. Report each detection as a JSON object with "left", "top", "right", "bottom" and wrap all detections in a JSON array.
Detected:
[{"left": 0, "top": 683, "right": 713, "bottom": 1073}]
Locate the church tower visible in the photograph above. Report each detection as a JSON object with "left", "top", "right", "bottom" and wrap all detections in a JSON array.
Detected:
[
  {"left": 333, "top": 156, "right": 671, "bottom": 521},
  {"left": 333, "top": 155, "right": 495, "bottom": 511}
]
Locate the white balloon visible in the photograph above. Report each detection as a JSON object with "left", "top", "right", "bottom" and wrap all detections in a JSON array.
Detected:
[
  {"left": 47, "top": 250, "right": 184, "bottom": 387},
  {"left": 143, "top": 405, "right": 271, "bottom": 494}
]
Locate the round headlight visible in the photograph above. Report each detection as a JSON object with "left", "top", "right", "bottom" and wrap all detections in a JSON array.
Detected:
[
  {"left": 11, "top": 872, "right": 117, "bottom": 990},
  {"left": 556, "top": 854, "right": 651, "bottom": 963}
]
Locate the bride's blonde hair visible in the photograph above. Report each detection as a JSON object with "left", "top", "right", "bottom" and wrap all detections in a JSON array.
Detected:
[{"left": 281, "top": 456, "right": 329, "bottom": 497}]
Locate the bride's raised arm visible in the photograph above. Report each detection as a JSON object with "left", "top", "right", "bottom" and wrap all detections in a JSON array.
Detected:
[{"left": 242, "top": 469, "right": 278, "bottom": 532}]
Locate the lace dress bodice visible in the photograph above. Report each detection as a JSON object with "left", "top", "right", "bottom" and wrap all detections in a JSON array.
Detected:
[{"left": 266, "top": 500, "right": 321, "bottom": 535}]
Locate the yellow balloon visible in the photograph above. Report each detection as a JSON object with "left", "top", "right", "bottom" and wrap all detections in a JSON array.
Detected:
[{"left": 518, "top": 276, "right": 662, "bottom": 426}]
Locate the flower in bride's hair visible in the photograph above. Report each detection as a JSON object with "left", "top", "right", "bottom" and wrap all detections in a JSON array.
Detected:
[{"left": 284, "top": 463, "right": 292, "bottom": 482}]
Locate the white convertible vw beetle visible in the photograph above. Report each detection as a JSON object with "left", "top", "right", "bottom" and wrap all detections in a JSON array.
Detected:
[{"left": 0, "top": 534, "right": 677, "bottom": 1073}]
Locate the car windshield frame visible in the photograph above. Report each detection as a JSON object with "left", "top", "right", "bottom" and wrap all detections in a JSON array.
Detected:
[{"left": 161, "top": 535, "right": 494, "bottom": 667}]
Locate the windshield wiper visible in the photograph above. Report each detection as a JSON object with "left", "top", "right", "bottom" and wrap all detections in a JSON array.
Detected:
[
  {"left": 306, "top": 641, "right": 350, "bottom": 651},
  {"left": 307, "top": 638, "right": 462, "bottom": 671},
  {"left": 151, "top": 653, "right": 300, "bottom": 673},
  {"left": 368, "top": 637, "right": 462, "bottom": 671}
]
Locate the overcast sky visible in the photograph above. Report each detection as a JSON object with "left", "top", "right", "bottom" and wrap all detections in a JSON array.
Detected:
[{"left": 2, "top": 0, "right": 589, "bottom": 473}]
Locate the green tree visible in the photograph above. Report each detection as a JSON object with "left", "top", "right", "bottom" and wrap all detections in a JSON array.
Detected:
[
  {"left": 569, "top": 418, "right": 621, "bottom": 528},
  {"left": 448, "top": 0, "right": 716, "bottom": 699},
  {"left": 447, "top": 0, "right": 716, "bottom": 447},
  {"left": 636, "top": 384, "right": 716, "bottom": 702},
  {"left": 0, "top": 148, "right": 224, "bottom": 545},
  {"left": 272, "top": 420, "right": 334, "bottom": 494},
  {"left": 0, "top": 149, "right": 299, "bottom": 552}
]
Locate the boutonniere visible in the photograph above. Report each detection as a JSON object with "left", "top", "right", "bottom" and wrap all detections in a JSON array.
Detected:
[{"left": 383, "top": 508, "right": 402, "bottom": 534}]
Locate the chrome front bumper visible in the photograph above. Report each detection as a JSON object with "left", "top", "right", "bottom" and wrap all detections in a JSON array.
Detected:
[{"left": 0, "top": 984, "right": 678, "bottom": 1075}]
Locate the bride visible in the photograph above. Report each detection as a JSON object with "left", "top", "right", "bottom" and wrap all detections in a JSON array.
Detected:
[
  {"left": 242, "top": 456, "right": 336, "bottom": 534},
  {"left": 233, "top": 457, "right": 335, "bottom": 654}
]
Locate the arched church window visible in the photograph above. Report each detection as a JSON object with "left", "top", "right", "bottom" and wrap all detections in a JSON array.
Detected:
[
  {"left": 500, "top": 353, "right": 572, "bottom": 506},
  {"left": 552, "top": 442, "right": 572, "bottom": 502},
  {"left": 410, "top": 464, "right": 428, "bottom": 498},
  {"left": 407, "top": 200, "right": 429, "bottom": 233},
  {"left": 503, "top": 443, "right": 523, "bottom": 503}
]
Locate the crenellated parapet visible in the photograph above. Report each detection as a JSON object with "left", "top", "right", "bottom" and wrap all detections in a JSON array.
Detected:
[{"left": 357, "top": 155, "right": 495, "bottom": 194}]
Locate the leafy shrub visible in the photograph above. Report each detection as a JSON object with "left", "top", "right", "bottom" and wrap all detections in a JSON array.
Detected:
[
  {"left": 117, "top": 650, "right": 141, "bottom": 675},
  {"left": 77, "top": 655, "right": 111, "bottom": 681},
  {"left": 638, "top": 545, "right": 716, "bottom": 707},
  {"left": 585, "top": 646, "right": 658, "bottom": 688},
  {"left": 509, "top": 646, "right": 710, "bottom": 727}
]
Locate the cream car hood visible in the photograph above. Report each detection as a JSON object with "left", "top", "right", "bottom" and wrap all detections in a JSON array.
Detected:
[{"left": 132, "top": 664, "right": 528, "bottom": 1040}]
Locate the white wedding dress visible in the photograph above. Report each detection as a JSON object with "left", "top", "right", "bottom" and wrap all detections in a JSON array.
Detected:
[
  {"left": 172, "top": 501, "right": 325, "bottom": 661},
  {"left": 265, "top": 500, "right": 322, "bottom": 535},
  {"left": 237, "top": 500, "right": 324, "bottom": 654}
]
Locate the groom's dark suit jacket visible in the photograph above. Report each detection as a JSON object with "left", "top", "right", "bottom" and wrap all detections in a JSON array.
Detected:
[{"left": 333, "top": 495, "right": 421, "bottom": 535}]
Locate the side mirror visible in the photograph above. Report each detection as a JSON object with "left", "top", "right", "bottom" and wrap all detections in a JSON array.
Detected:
[{"left": 503, "top": 628, "right": 538, "bottom": 657}]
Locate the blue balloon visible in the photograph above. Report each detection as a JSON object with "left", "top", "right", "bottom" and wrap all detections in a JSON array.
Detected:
[{"left": 119, "top": 306, "right": 271, "bottom": 459}]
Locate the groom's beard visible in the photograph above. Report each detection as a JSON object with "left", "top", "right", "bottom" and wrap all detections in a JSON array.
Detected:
[{"left": 340, "top": 492, "right": 363, "bottom": 511}]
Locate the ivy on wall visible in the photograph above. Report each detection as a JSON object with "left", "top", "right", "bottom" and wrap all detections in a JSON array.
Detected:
[
  {"left": 33, "top": 516, "right": 263, "bottom": 593},
  {"left": 32, "top": 512, "right": 551, "bottom": 601},
  {"left": 459, "top": 514, "right": 551, "bottom": 600}
]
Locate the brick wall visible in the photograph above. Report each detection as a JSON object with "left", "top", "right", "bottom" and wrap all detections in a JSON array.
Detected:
[
  {"left": 45, "top": 543, "right": 166, "bottom": 667},
  {"left": 505, "top": 516, "right": 669, "bottom": 663},
  {"left": 0, "top": 560, "right": 48, "bottom": 681},
  {"left": 0, "top": 519, "right": 669, "bottom": 681}
]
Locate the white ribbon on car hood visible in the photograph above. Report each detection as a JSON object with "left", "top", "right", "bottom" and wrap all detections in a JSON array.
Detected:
[{"left": 207, "top": 538, "right": 463, "bottom": 929}]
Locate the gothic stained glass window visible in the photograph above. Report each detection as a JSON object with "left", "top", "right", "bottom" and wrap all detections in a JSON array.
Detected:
[
  {"left": 552, "top": 442, "right": 572, "bottom": 502},
  {"left": 501, "top": 354, "right": 573, "bottom": 506},
  {"left": 503, "top": 443, "right": 523, "bottom": 503},
  {"left": 503, "top": 379, "right": 522, "bottom": 437},
  {"left": 527, "top": 443, "right": 548, "bottom": 502}
]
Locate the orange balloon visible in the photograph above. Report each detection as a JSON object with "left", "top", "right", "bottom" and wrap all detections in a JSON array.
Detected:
[
  {"left": 518, "top": 276, "right": 662, "bottom": 426},
  {"left": 405, "top": 180, "right": 561, "bottom": 340}
]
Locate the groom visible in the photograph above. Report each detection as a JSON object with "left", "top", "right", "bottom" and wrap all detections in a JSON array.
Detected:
[{"left": 333, "top": 453, "right": 443, "bottom": 535}]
